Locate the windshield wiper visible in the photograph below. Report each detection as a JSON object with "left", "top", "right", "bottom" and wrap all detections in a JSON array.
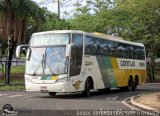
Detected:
[
  {"left": 42, "top": 54, "right": 44, "bottom": 74},
  {"left": 45, "top": 61, "right": 57, "bottom": 76},
  {"left": 32, "top": 62, "right": 42, "bottom": 76}
]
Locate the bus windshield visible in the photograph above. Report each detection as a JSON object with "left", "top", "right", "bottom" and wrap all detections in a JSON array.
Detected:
[
  {"left": 26, "top": 33, "right": 69, "bottom": 75},
  {"left": 30, "top": 33, "right": 69, "bottom": 46}
]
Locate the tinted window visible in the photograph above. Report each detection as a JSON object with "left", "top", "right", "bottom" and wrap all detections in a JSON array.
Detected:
[
  {"left": 70, "top": 34, "right": 83, "bottom": 77},
  {"left": 85, "top": 36, "right": 109, "bottom": 56},
  {"left": 85, "top": 35, "right": 145, "bottom": 60},
  {"left": 133, "top": 46, "right": 145, "bottom": 60},
  {"left": 85, "top": 36, "right": 98, "bottom": 55},
  {"left": 108, "top": 41, "right": 117, "bottom": 57},
  {"left": 97, "top": 39, "right": 108, "bottom": 56}
]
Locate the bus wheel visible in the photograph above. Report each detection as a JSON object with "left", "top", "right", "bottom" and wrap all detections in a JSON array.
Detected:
[
  {"left": 49, "top": 92, "right": 56, "bottom": 96},
  {"left": 82, "top": 78, "right": 91, "bottom": 97},
  {"left": 134, "top": 77, "right": 139, "bottom": 90},
  {"left": 128, "top": 77, "right": 134, "bottom": 91}
]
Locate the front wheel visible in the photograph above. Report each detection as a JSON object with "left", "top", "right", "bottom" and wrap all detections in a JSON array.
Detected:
[
  {"left": 49, "top": 92, "right": 56, "bottom": 96},
  {"left": 82, "top": 79, "right": 91, "bottom": 97}
]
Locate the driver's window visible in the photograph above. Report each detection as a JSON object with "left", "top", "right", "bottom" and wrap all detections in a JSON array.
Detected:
[{"left": 70, "top": 34, "right": 83, "bottom": 77}]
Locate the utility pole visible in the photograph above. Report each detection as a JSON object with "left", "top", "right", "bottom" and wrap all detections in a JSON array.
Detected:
[{"left": 58, "top": 0, "right": 60, "bottom": 19}]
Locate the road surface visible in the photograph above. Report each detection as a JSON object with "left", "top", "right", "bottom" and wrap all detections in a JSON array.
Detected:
[{"left": 0, "top": 83, "right": 159, "bottom": 116}]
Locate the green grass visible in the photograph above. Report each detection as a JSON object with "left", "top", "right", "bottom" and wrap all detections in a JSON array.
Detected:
[
  {"left": 0, "top": 65, "right": 25, "bottom": 90},
  {"left": 0, "top": 85, "right": 25, "bottom": 91},
  {"left": 10, "top": 65, "right": 25, "bottom": 73},
  {"left": 0, "top": 79, "right": 25, "bottom": 91},
  {"left": 0, "top": 65, "right": 25, "bottom": 73}
]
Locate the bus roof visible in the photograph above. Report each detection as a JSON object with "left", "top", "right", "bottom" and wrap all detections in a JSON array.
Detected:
[{"left": 32, "top": 30, "right": 144, "bottom": 47}]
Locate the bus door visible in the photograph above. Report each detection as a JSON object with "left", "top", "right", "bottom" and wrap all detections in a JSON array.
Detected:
[{"left": 69, "top": 34, "right": 83, "bottom": 90}]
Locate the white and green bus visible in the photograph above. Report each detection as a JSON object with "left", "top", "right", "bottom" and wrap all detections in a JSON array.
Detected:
[{"left": 16, "top": 30, "right": 146, "bottom": 96}]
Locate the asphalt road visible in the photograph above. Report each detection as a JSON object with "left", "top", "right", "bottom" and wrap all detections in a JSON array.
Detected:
[{"left": 0, "top": 83, "right": 159, "bottom": 116}]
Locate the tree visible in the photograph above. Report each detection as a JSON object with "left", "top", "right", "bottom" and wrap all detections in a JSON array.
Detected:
[
  {"left": 42, "top": 10, "right": 71, "bottom": 31},
  {"left": 0, "top": 0, "right": 45, "bottom": 84},
  {"left": 69, "top": 0, "right": 160, "bottom": 81},
  {"left": 115, "top": 0, "right": 160, "bottom": 81},
  {"left": 69, "top": 0, "right": 116, "bottom": 33}
]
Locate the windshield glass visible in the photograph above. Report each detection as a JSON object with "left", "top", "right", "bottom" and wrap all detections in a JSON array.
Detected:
[
  {"left": 26, "top": 46, "right": 68, "bottom": 75},
  {"left": 30, "top": 33, "right": 69, "bottom": 46},
  {"left": 26, "top": 33, "right": 69, "bottom": 75}
]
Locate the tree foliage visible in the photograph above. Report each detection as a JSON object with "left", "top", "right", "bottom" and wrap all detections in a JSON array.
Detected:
[
  {"left": 42, "top": 10, "right": 71, "bottom": 31},
  {"left": 0, "top": 0, "right": 45, "bottom": 44},
  {"left": 70, "top": 0, "right": 160, "bottom": 55},
  {"left": 68, "top": 0, "right": 160, "bottom": 80},
  {"left": 115, "top": 0, "right": 160, "bottom": 55}
]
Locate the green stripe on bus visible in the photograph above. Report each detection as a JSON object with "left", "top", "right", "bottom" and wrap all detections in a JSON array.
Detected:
[
  {"left": 96, "top": 56, "right": 117, "bottom": 88},
  {"left": 41, "top": 75, "right": 52, "bottom": 80}
]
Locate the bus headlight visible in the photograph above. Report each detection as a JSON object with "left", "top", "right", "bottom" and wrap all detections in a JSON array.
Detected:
[
  {"left": 55, "top": 77, "right": 69, "bottom": 83},
  {"left": 25, "top": 78, "right": 34, "bottom": 83}
]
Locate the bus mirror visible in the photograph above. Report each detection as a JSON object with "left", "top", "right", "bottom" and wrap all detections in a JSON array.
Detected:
[
  {"left": 16, "top": 45, "right": 27, "bottom": 59},
  {"left": 66, "top": 43, "right": 73, "bottom": 58}
]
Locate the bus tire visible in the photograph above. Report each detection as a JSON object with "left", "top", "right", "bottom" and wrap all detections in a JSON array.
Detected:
[
  {"left": 134, "top": 76, "right": 139, "bottom": 90},
  {"left": 82, "top": 78, "right": 91, "bottom": 97},
  {"left": 49, "top": 92, "right": 56, "bottom": 96},
  {"left": 127, "top": 77, "right": 134, "bottom": 91}
]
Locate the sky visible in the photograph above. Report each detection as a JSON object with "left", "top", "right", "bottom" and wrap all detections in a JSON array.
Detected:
[
  {"left": 33, "top": 0, "right": 59, "bottom": 13},
  {"left": 32, "top": 0, "right": 85, "bottom": 18}
]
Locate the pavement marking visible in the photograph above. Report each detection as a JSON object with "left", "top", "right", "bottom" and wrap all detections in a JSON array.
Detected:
[
  {"left": 112, "top": 96, "right": 118, "bottom": 100},
  {"left": 8, "top": 94, "right": 24, "bottom": 98},
  {"left": 122, "top": 96, "right": 140, "bottom": 111},
  {"left": 0, "top": 94, "right": 8, "bottom": 97},
  {"left": 105, "top": 97, "right": 118, "bottom": 100}
]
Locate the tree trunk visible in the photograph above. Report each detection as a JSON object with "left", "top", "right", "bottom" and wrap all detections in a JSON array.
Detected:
[
  {"left": 147, "top": 48, "right": 155, "bottom": 82},
  {"left": 5, "top": 34, "right": 15, "bottom": 85}
]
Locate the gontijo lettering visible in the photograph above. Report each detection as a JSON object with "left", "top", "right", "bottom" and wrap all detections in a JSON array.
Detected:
[{"left": 120, "top": 60, "right": 135, "bottom": 67}]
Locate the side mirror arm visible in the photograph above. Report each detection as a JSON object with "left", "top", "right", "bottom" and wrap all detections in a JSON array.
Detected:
[{"left": 65, "top": 43, "right": 73, "bottom": 58}]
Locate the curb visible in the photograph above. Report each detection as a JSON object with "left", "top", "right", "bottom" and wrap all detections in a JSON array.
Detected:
[
  {"left": 122, "top": 97, "right": 140, "bottom": 111},
  {"left": 130, "top": 96, "right": 160, "bottom": 113}
]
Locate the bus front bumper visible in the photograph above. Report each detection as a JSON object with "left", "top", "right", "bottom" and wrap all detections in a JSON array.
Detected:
[{"left": 25, "top": 81, "right": 74, "bottom": 93}]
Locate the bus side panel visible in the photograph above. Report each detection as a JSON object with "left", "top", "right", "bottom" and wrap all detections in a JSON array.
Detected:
[
  {"left": 131, "top": 70, "right": 146, "bottom": 85},
  {"left": 111, "top": 58, "right": 146, "bottom": 87},
  {"left": 111, "top": 58, "right": 128, "bottom": 87},
  {"left": 84, "top": 56, "right": 146, "bottom": 89},
  {"left": 83, "top": 56, "right": 106, "bottom": 89},
  {"left": 96, "top": 56, "right": 117, "bottom": 88}
]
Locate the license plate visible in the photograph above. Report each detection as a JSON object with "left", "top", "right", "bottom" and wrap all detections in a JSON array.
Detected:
[{"left": 40, "top": 86, "right": 48, "bottom": 92}]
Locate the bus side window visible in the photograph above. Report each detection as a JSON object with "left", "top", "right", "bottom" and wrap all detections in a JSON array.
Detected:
[
  {"left": 138, "top": 47, "right": 145, "bottom": 60},
  {"left": 108, "top": 41, "right": 117, "bottom": 57},
  {"left": 70, "top": 34, "right": 83, "bottom": 77},
  {"left": 103, "top": 40, "right": 109, "bottom": 56},
  {"left": 141, "top": 47, "right": 145, "bottom": 60},
  {"left": 85, "top": 36, "right": 93, "bottom": 55},
  {"left": 97, "top": 39, "right": 108, "bottom": 56},
  {"left": 130, "top": 46, "right": 134, "bottom": 59}
]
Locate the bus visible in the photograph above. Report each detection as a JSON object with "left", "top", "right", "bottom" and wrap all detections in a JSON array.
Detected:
[{"left": 16, "top": 30, "right": 146, "bottom": 97}]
